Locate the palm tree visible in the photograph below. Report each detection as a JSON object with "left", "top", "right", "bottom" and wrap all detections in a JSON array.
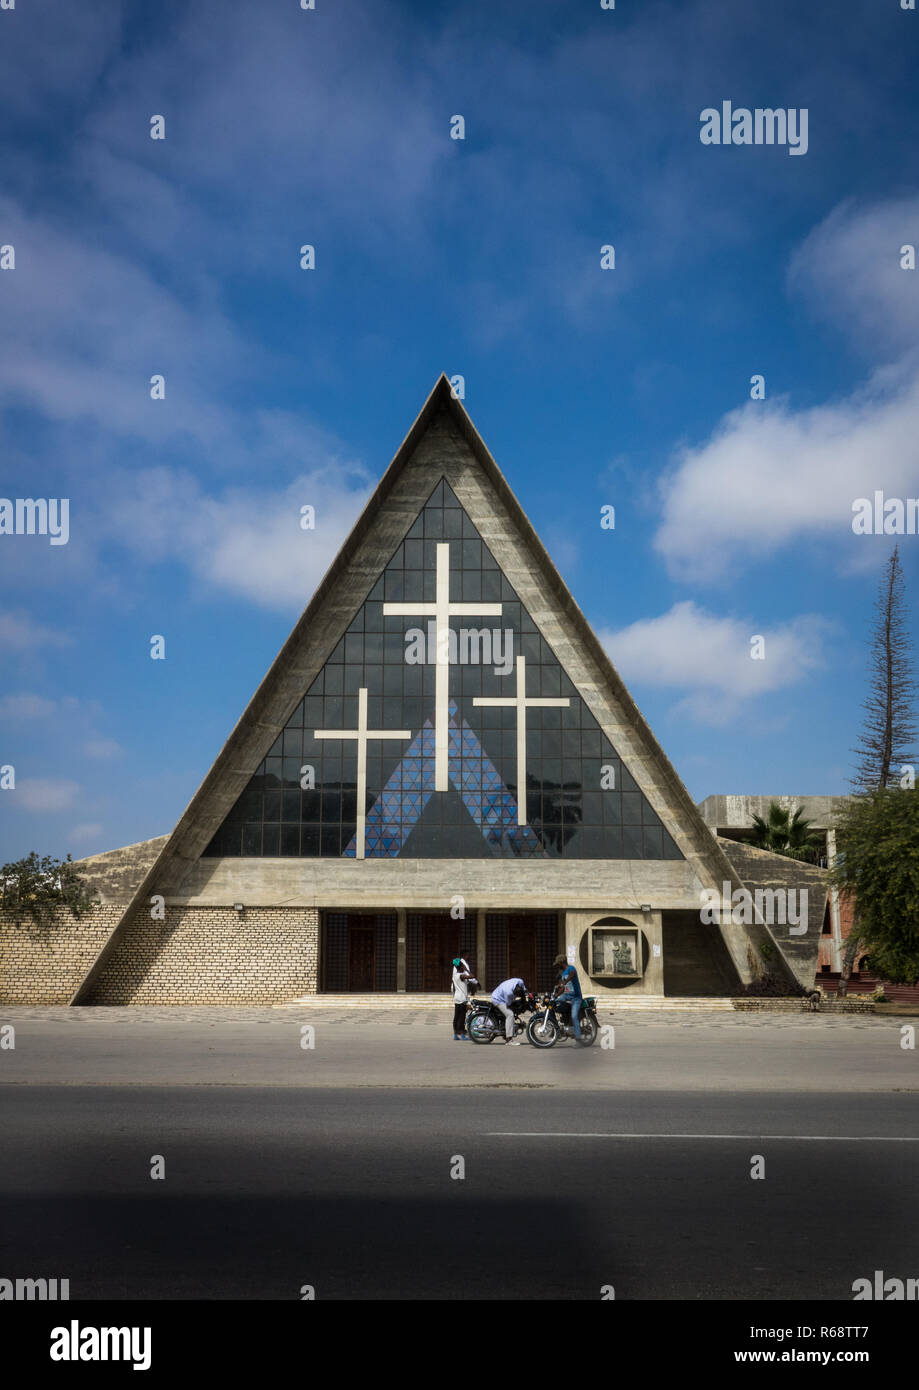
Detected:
[{"left": 749, "top": 802, "right": 823, "bottom": 864}]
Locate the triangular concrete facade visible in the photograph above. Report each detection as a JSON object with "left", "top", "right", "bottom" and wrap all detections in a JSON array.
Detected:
[{"left": 72, "top": 376, "right": 785, "bottom": 1002}]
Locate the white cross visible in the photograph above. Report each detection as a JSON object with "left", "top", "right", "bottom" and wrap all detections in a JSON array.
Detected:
[
  {"left": 473, "top": 655, "right": 569, "bottom": 825},
  {"left": 383, "top": 541, "right": 502, "bottom": 791},
  {"left": 314, "top": 686, "right": 411, "bottom": 859}
]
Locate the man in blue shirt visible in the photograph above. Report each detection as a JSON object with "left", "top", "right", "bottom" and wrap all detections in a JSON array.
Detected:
[{"left": 552, "top": 952, "right": 583, "bottom": 1040}]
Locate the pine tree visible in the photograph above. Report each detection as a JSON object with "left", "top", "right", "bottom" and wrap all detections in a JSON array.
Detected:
[{"left": 851, "top": 545, "right": 917, "bottom": 790}]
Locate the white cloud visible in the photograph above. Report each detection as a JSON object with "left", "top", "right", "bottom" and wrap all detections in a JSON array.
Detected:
[
  {"left": 69, "top": 822, "right": 104, "bottom": 843},
  {"left": 653, "top": 196, "right": 919, "bottom": 583},
  {"left": 599, "top": 601, "right": 834, "bottom": 724},
  {"left": 83, "top": 738, "right": 123, "bottom": 760},
  {"left": 788, "top": 196, "right": 919, "bottom": 359},
  {"left": 96, "top": 445, "right": 371, "bottom": 611},
  {"left": 15, "top": 779, "right": 81, "bottom": 813},
  {"left": 0, "top": 694, "right": 59, "bottom": 721},
  {"left": 654, "top": 368, "right": 919, "bottom": 581},
  {"left": 0, "top": 612, "right": 71, "bottom": 651}
]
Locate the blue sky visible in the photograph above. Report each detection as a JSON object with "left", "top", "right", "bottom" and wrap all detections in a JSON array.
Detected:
[{"left": 1, "top": 0, "right": 918, "bottom": 861}]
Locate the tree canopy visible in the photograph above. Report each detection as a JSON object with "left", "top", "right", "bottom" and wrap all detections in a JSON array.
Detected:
[
  {"left": 830, "top": 789, "right": 919, "bottom": 985},
  {"left": 749, "top": 802, "right": 823, "bottom": 864},
  {"left": 0, "top": 852, "right": 97, "bottom": 931}
]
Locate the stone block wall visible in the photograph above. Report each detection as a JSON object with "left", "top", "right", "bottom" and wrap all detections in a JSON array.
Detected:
[
  {"left": 83, "top": 905, "right": 319, "bottom": 1005},
  {"left": 0, "top": 907, "right": 121, "bottom": 1004}
]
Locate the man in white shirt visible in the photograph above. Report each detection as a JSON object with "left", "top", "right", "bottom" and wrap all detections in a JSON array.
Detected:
[
  {"left": 491, "top": 976, "right": 526, "bottom": 1045},
  {"left": 451, "top": 957, "right": 473, "bottom": 1040}
]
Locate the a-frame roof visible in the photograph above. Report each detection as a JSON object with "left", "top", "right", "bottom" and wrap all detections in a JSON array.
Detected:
[{"left": 71, "top": 374, "right": 769, "bottom": 1002}]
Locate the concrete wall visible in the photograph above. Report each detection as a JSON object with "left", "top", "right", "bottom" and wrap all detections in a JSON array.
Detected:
[
  {"left": 170, "top": 854, "right": 702, "bottom": 912},
  {"left": 563, "top": 909, "right": 664, "bottom": 996},
  {"left": 698, "top": 794, "right": 848, "bottom": 834},
  {"left": 80, "top": 905, "right": 319, "bottom": 1006}
]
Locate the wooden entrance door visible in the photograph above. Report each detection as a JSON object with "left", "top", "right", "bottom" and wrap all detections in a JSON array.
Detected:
[
  {"left": 507, "top": 919, "right": 536, "bottom": 986},
  {"left": 422, "top": 916, "right": 460, "bottom": 992},
  {"left": 348, "top": 926, "right": 376, "bottom": 991}
]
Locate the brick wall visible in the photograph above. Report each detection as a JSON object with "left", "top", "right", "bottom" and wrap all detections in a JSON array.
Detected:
[
  {"left": 82, "top": 905, "right": 319, "bottom": 1005},
  {"left": 0, "top": 906, "right": 121, "bottom": 1004},
  {"left": 1, "top": 904, "right": 319, "bottom": 1005}
]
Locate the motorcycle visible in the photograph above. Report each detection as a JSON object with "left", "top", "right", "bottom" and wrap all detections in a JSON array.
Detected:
[
  {"left": 467, "top": 988, "right": 537, "bottom": 1044},
  {"left": 526, "top": 992, "right": 599, "bottom": 1048}
]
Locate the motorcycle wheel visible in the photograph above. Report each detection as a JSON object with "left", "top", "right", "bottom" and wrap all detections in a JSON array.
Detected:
[
  {"left": 575, "top": 1010, "right": 598, "bottom": 1047},
  {"left": 526, "top": 1012, "right": 559, "bottom": 1048},
  {"left": 468, "top": 1014, "right": 496, "bottom": 1044}
]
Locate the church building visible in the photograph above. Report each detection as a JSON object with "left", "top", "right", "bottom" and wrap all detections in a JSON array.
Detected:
[{"left": 2, "top": 377, "right": 826, "bottom": 1006}]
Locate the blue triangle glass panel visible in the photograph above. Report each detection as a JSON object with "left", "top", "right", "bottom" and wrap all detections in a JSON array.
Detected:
[
  {"left": 203, "top": 476, "right": 683, "bottom": 861},
  {"left": 344, "top": 702, "right": 542, "bottom": 858}
]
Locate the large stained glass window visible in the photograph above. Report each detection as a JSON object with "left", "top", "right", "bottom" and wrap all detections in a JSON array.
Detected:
[{"left": 203, "top": 479, "right": 682, "bottom": 861}]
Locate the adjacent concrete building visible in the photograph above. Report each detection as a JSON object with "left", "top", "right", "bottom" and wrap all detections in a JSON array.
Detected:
[{"left": 1, "top": 378, "right": 827, "bottom": 1005}]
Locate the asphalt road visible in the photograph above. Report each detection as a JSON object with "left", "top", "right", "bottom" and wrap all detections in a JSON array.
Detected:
[
  {"left": 2, "top": 1084, "right": 917, "bottom": 1300},
  {"left": 1, "top": 1005, "right": 915, "bottom": 1090}
]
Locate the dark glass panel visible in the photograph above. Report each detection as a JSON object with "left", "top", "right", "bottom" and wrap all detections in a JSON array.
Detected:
[
  {"left": 622, "top": 826, "right": 644, "bottom": 858},
  {"left": 643, "top": 827, "right": 663, "bottom": 858},
  {"left": 562, "top": 731, "right": 580, "bottom": 759},
  {"left": 403, "top": 570, "right": 424, "bottom": 601},
  {"left": 662, "top": 829, "right": 683, "bottom": 860},
  {"left": 281, "top": 824, "right": 300, "bottom": 856},
  {"left": 404, "top": 538, "right": 424, "bottom": 569},
  {"left": 262, "top": 824, "right": 280, "bottom": 856},
  {"left": 383, "top": 570, "right": 404, "bottom": 602},
  {"left": 384, "top": 631, "right": 404, "bottom": 663},
  {"left": 322, "top": 695, "right": 343, "bottom": 727},
  {"left": 581, "top": 729, "right": 602, "bottom": 758},
  {"left": 482, "top": 569, "right": 501, "bottom": 600},
  {"left": 320, "top": 824, "right": 340, "bottom": 856},
  {"left": 461, "top": 570, "right": 482, "bottom": 601},
  {"left": 601, "top": 826, "right": 622, "bottom": 857},
  {"left": 343, "top": 664, "right": 362, "bottom": 696},
  {"left": 619, "top": 764, "right": 639, "bottom": 793}
]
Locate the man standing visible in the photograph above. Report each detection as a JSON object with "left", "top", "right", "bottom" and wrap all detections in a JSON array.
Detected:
[
  {"left": 553, "top": 952, "right": 583, "bottom": 1041},
  {"left": 451, "top": 957, "right": 472, "bottom": 1040},
  {"left": 490, "top": 976, "right": 526, "bottom": 1045}
]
